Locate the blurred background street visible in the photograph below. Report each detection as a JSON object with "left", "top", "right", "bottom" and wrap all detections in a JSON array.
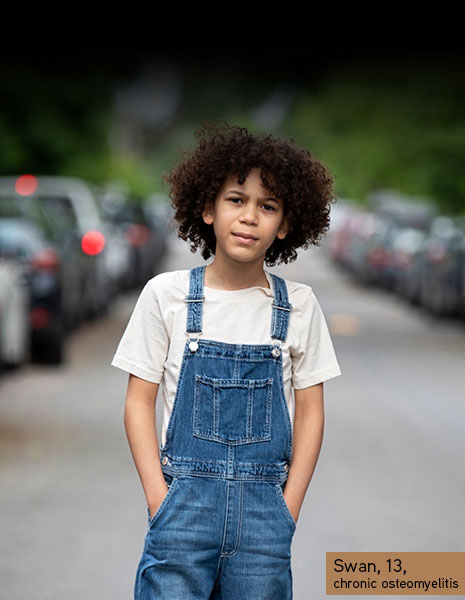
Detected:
[
  {"left": 1, "top": 229, "right": 464, "bottom": 599},
  {"left": 1, "top": 49, "right": 465, "bottom": 599}
]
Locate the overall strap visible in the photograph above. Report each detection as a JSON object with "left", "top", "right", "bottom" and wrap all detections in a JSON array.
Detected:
[
  {"left": 184, "top": 265, "right": 292, "bottom": 347},
  {"left": 184, "top": 265, "right": 206, "bottom": 334},
  {"left": 270, "top": 273, "right": 293, "bottom": 342}
]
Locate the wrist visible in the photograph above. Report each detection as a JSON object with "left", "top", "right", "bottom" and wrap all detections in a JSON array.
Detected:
[{"left": 146, "top": 478, "right": 169, "bottom": 508}]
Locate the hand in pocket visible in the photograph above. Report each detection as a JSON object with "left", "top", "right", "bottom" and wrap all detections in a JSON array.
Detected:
[
  {"left": 283, "top": 491, "right": 299, "bottom": 524},
  {"left": 148, "top": 483, "right": 169, "bottom": 520}
]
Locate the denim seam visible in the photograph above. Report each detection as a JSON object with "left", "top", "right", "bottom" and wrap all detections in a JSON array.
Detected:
[
  {"left": 219, "top": 481, "right": 231, "bottom": 556},
  {"left": 161, "top": 342, "right": 190, "bottom": 452},
  {"left": 219, "top": 480, "right": 242, "bottom": 557}
]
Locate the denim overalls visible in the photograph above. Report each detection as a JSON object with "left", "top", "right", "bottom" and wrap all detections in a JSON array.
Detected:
[{"left": 135, "top": 265, "right": 296, "bottom": 599}]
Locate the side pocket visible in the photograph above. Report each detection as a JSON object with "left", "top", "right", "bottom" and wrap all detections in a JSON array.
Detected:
[
  {"left": 147, "top": 476, "right": 179, "bottom": 528},
  {"left": 275, "top": 483, "right": 297, "bottom": 531}
]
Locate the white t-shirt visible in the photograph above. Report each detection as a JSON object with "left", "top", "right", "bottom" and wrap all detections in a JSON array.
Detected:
[{"left": 111, "top": 268, "right": 342, "bottom": 447}]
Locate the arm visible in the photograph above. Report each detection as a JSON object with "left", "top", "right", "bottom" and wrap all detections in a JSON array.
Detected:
[
  {"left": 282, "top": 382, "right": 325, "bottom": 524},
  {"left": 123, "top": 373, "right": 169, "bottom": 519}
]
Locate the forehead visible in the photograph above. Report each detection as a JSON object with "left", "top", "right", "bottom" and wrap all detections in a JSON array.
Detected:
[{"left": 220, "top": 168, "right": 277, "bottom": 195}]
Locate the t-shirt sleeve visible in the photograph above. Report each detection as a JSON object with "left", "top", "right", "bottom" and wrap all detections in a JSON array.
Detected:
[
  {"left": 110, "top": 280, "right": 169, "bottom": 383},
  {"left": 291, "top": 289, "right": 342, "bottom": 389}
]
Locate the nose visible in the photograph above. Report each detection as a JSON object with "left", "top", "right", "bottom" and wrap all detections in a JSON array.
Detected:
[{"left": 239, "top": 203, "right": 258, "bottom": 224}]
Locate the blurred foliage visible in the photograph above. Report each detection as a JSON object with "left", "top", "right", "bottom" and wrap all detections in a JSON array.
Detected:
[
  {"left": 283, "top": 56, "right": 465, "bottom": 214},
  {"left": 1, "top": 52, "right": 464, "bottom": 214},
  {"left": 0, "top": 59, "right": 114, "bottom": 173}
]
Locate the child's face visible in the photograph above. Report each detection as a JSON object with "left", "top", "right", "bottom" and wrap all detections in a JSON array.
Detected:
[{"left": 202, "top": 167, "right": 288, "bottom": 265}]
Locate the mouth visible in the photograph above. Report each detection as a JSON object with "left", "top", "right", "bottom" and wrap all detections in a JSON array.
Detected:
[{"left": 232, "top": 232, "right": 259, "bottom": 244}]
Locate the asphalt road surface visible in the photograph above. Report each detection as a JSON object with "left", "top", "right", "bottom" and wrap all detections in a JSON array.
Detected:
[{"left": 1, "top": 230, "right": 464, "bottom": 599}]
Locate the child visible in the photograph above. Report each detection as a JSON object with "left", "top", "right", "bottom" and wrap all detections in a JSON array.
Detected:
[{"left": 111, "top": 121, "right": 342, "bottom": 599}]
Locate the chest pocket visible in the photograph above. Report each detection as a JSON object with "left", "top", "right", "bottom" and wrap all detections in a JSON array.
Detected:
[{"left": 193, "top": 374, "right": 273, "bottom": 445}]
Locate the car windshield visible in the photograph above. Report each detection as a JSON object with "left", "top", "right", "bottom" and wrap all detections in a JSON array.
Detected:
[
  {"left": 0, "top": 194, "right": 78, "bottom": 240},
  {"left": 0, "top": 218, "right": 44, "bottom": 257}
]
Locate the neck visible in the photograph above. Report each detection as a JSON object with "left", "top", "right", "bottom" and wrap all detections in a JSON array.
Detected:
[{"left": 205, "top": 259, "right": 269, "bottom": 291}]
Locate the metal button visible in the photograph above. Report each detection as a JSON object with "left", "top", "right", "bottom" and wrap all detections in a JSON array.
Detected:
[
  {"left": 162, "top": 456, "right": 168, "bottom": 465},
  {"left": 284, "top": 464, "right": 289, "bottom": 473},
  {"left": 189, "top": 340, "right": 198, "bottom": 352},
  {"left": 272, "top": 347, "right": 281, "bottom": 358}
]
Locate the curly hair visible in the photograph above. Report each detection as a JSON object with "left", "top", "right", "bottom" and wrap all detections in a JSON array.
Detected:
[{"left": 164, "top": 120, "right": 336, "bottom": 266}]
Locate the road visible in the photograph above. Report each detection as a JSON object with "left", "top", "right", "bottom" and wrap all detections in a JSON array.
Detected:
[{"left": 1, "top": 230, "right": 464, "bottom": 599}]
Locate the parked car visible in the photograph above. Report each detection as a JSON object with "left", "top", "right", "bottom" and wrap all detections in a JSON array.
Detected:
[
  {"left": 366, "top": 189, "right": 437, "bottom": 289},
  {"left": 143, "top": 193, "right": 172, "bottom": 259},
  {"left": 93, "top": 185, "right": 134, "bottom": 300},
  {"left": 359, "top": 212, "right": 400, "bottom": 287},
  {"left": 329, "top": 187, "right": 465, "bottom": 324},
  {"left": 418, "top": 215, "right": 465, "bottom": 318},
  {"left": 334, "top": 208, "right": 379, "bottom": 282},
  {"left": 0, "top": 246, "right": 30, "bottom": 371},
  {"left": 326, "top": 198, "right": 360, "bottom": 263},
  {"left": 0, "top": 175, "right": 113, "bottom": 325},
  {"left": 0, "top": 216, "right": 77, "bottom": 363},
  {"left": 97, "top": 187, "right": 168, "bottom": 291},
  {"left": 391, "top": 225, "right": 430, "bottom": 305}
]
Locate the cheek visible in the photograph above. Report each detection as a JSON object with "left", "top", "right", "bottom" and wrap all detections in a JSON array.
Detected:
[
  {"left": 211, "top": 220, "right": 228, "bottom": 240},
  {"left": 214, "top": 211, "right": 232, "bottom": 230}
]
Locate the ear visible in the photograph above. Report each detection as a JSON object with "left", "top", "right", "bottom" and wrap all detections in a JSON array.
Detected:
[
  {"left": 276, "top": 216, "right": 288, "bottom": 240},
  {"left": 202, "top": 203, "right": 214, "bottom": 225}
]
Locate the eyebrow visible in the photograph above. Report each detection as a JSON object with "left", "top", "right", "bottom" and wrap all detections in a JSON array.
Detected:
[{"left": 226, "top": 189, "right": 280, "bottom": 203}]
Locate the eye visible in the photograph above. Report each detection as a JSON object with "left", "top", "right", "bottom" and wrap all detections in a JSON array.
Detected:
[
  {"left": 263, "top": 204, "right": 277, "bottom": 212},
  {"left": 227, "top": 197, "right": 243, "bottom": 204}
]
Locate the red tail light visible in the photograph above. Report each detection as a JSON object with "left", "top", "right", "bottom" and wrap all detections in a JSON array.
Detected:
[
  {"left": 82, "top": 230, "right": 105, "bottom": 255},
  {"left": 29, "top": 247, "right": 60, "bottom": 272},
  {"left": 30, "top": 307, "right": 51, "bottom": 328},
  {"left": 126, "top": 224, "right": 151, "bottom": 247}
]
